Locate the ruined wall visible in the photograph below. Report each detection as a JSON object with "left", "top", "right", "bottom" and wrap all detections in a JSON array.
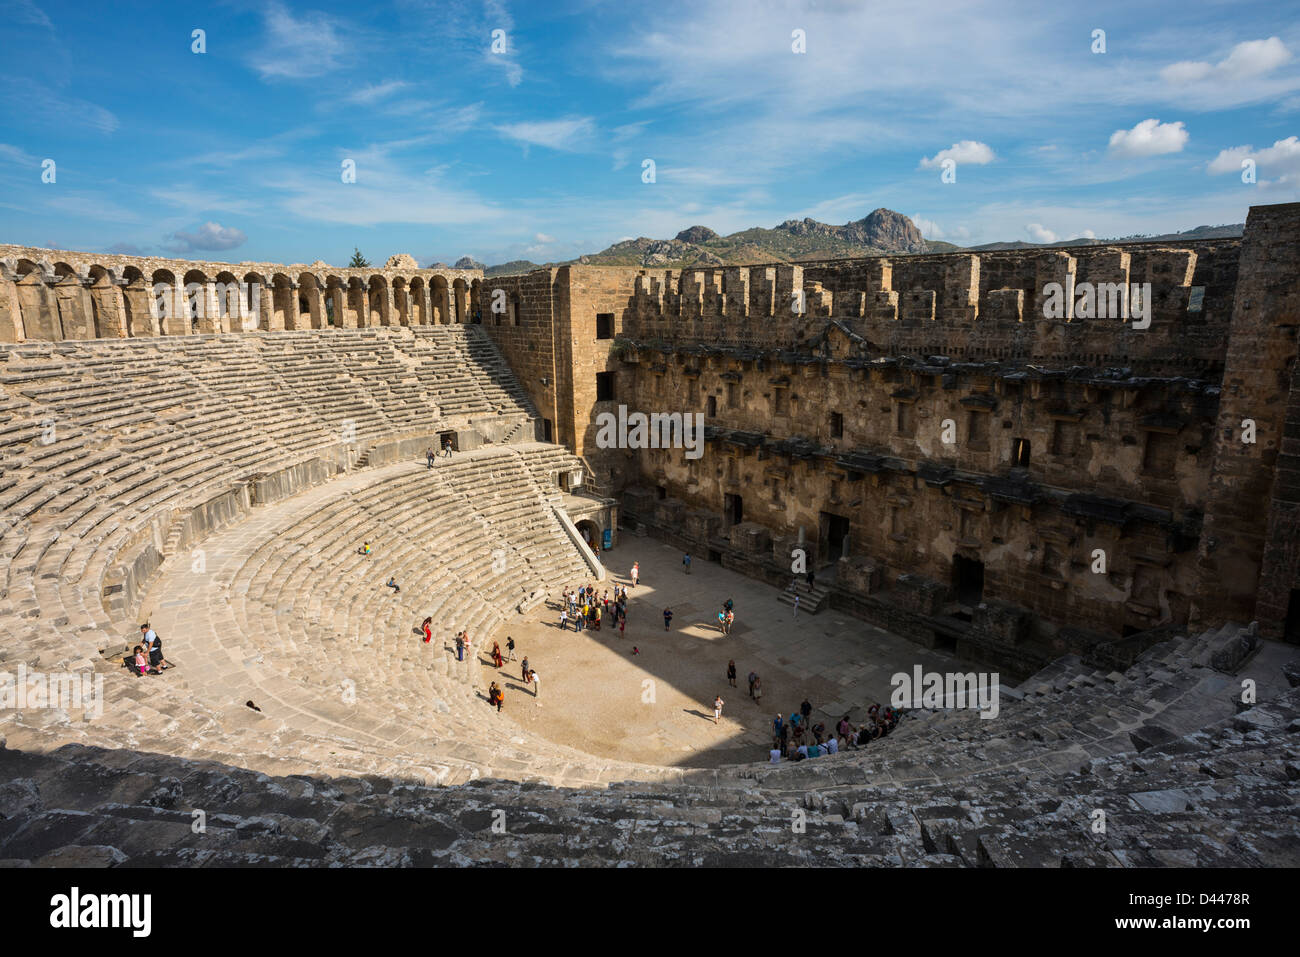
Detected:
[
  {"left": 0, "top": 244, "right": 482, "bottom": 341},
  {"left": 1195, "top": 203, "right": 1300, "bottom": 638}
]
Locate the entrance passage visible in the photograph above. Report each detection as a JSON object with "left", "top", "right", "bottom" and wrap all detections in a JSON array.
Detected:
[
  {"left": 724, "top": 493, "right": 743, "bottom": 528},
  {"left": 820, "top": 511, "right": 850, "bottom": 562},
  {"left": 1286, "top": 589, "right": 1300, "bottom": 645},
  {"left": 952, "top": 554, "right": 985, "bottom": 605},
  {"left": 437, "top": 430, "right": 457, "bottom": 453}
]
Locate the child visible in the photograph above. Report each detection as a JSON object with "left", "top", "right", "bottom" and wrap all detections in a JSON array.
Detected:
[
  {"left": 422, "top": 616, "right": 433, "bottom": 643},
  {"left": 631, "top": 646, "right": 640, "bottom": 655}
]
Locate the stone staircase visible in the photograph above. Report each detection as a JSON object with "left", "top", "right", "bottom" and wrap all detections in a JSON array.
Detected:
[{"left": 777, "top": 578, "right": 832, "bottom": 614}]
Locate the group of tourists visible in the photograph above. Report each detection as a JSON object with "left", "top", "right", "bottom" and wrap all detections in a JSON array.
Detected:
[
  {"left": 767, "top": 702, "right": 900, "bottom": 763},
  {"left": 559, "top": 583, "right": 630, "bottom": 637}
]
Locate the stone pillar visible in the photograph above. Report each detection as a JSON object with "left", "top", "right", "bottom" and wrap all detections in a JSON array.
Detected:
[
  {"left": 54, "top": 275, "right": 95, "bottom": 339},
  {"left": 195, "top": 282, "right": 221, "bottom": 334},
  {"left": 90, "top": 282, "right": 128, "bottom": 338},
  {"left": 1193, "top": 202, "right": 1300, "bottom": 634},
  {"left": 0, "top": 276, "right": 26, "bottom": 341}
]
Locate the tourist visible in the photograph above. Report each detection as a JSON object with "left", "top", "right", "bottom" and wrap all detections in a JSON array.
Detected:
[
  {"left": 619, "top": 615, "right": 626, "bottom": 638},
  {"left": 663, "top": 607, "right": 673, "bottom": 631},
  {"left": 426, "top": 447, "right": 435, "bottom": 469},
  {"left": 795, "top": 743, "right": 809, "bottom": 761},
  {"left": 443, "top": 439, "right": 453, "bottom": 458},
  {"left": 631, "top": 562, "right": 639, "bottom": 588},
  {"left": 422, "top": 616, "right": 433, "bottom": 644},
  {"left": 359, "top": 541, "right": 373, "bottom": 556},
  {"left": 529, "top": 669, "right": 539, "bottom": 698},
  {"left": 386, "top": 576, "right": 400, "bottom": 594},
  {"left": 748, "top": 671, "right": 758, "bottom": 698},
  {"left": 800, "top": 698, "right": 812, "bottom": 727},
  {"left": 824, "top": 734, "right": 839, "bottom": 755},
  {"left": 521, "top": 656, "right": 530, "bottom": 681},
  {"left": 683, "top": 552, "right": 692, "bottom": 575},
  {"left": 140, "top": 623, "right": 171, "bottom": 671},
  {"left": 724, "top": 597, "right": 733, "bottom": 614},
  {"left": 792, "top": 594, "right": 800, "bottom": 618},
  {"left": 724, "top": 609, "right": 734, "bottom": 634},
  {"left": 631, "top": 646, "right": 640, "bottom": 655},
  {"left": 489, "top": 681, "right": 503, "bottom": 712},
  {"left": 492, "top": 641, "right": 503, "bottom": 669},
  {"left": 807, "top": 741, "right": 821, "bottom": 759},
  {"left": 753, "top": 676, "right": 762, "bottom": 705},
  {"left": 455, "top": 631, "right": 465, "bottom": 662},
  {"left": 594, "top": 604, "right": 601, "bottom": 630},
  {"left": 506, "top": 636, "right": 517, "bottom": 661},
  {"left": 132, "top": 644, "right": 154, "bottom": 675},
  {"left": 779, "top": 720, "right": 790, "bottom": 757},
  {"left": 837, "top": 714, "right": 853, "bottom": 747},
  {"left": 713, "top": 694, "right": 724, "bottom": 724},
  {"left": 717, "top": 610, "right": 727, "bottom": 633},
  {"left": 769, "top": 744, "right": 782, "bottom": 764},
  {"left": 806, "top": 568, "right": 816, "bottom": 592},
  {"left": 726, "top": 659, "right": 737, "bottom": 687},
  {"left": 560, "top": 606, "right": 569, "bottom": 631}
]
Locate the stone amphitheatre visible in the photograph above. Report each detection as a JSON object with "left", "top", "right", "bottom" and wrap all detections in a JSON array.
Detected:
[{"left": 0, "top": 203, "right": 1298, "bottom": 868}]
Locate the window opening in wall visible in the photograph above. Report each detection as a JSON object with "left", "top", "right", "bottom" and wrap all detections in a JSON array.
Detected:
[
  {"left": 707, "top": 394, "right": 717, "bottom": 417},
  {"left": 830, "top": 411, "right": 844, "bottom": 438},
  {"left": 1187, "top": 286, "right": 1205, "bottom": 313},
  {"left": 596, "top": 371, "right": 615, "bottom": 402},
  {"left": 596, "top": 313, "right": 613, "bottom": 339},
  {"left": 1012, "top": 437, "right": 1030, "bottom": 468}
]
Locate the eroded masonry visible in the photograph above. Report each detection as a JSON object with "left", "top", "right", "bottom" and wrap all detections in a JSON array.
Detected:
[
  {"left": 3, "top": 203, "right": 1298, "bottom": 684},
  {"left": 478, "top": 202, "right": 1300, "bottom": 679}
]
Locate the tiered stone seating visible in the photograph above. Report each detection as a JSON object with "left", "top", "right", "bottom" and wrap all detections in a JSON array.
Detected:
[{"left": 2, "top": 328, "right": 1297, "bottom": 867}]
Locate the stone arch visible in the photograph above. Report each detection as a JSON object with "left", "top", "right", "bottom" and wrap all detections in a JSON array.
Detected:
[
  {"left": 347, "top": 276, "right": 368, "bottom": 327},
  {"left": 270, "top": 273, "right": 295, "bottom": 330},
  {"left": 213, "top": 271, "right": 241, "bottom": 331},
  {"left": 367, "top": 275, "right": 391, "bottom": 326},
  {"left": 243, "top": 272, "right": 270, "bottom": 330},
  {"left": 408, "top": 276, "right": 428, "bottom": 325},
  {"left": 470, "top": 279, "right": 482, "bottom": 324},
  {"left": 324, "top": 275, "right": 347, "bottom": 327},
  {"left": 392, "top": 276, "right": 410, "bottom": 326},
  {"left": 183, "top": 268, "right": 209, "bottom": 333},
  {"left": 119, "top": 266, "right": 155, "bottom": 338},
  {"left": 297, "top": 272, "right": 324, "bottom": 329},
  {"left": 452, "top": 278, "right": 468, "bottom": 323},
  {"left": 431, "top": 275, "right": 450, "bottom": 325},
  {"left": 150, "top": 269, "right": 183, "bottom": 334}
]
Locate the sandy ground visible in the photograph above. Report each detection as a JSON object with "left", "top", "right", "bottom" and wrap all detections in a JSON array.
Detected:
[{"left": 466, "top": 539, "right": 973, "bottom": 768}]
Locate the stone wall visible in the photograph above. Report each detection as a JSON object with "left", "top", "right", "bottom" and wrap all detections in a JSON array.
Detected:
[{"left": 0, "top": 244, "right": 482, "bottom": 341}]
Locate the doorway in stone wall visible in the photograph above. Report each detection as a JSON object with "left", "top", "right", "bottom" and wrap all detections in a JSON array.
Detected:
[
  {"left": 952, "top": 553, "right": 985, "bottom": 605},
  {"left": 1286, "top": 589, "right": 1300, "bottom": 645},
  {"left": 724, "top": 493, "right": 743, "bottom": 529},
  {"left": 819, "top": 512, "right": 850, "bottom": 564}
]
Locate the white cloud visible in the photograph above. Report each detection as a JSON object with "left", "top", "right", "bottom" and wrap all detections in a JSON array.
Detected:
[
  {"left": 250, "top": 3, "right": 348, "bottom": 80},
  {"left": 1073, "top": 229, "right": 1096, "bottom": 240},
  {"left": 1025, "top": 223, "right": 1057, "bottom": 243},
  {"left": 163, "top": 222, "right": 248, "bottom": 253},
  {"left": 344, "top": 81, "right": 410, "bottom": 104},
  {"left": 1108, "top": 119, "right": 1188, "bottom": 158},
  {"left": 1161, "top": 37, "right": 1291, "bottom": 86},
  {"left": 534, "top": 232, "right": 556, "bottom": 243},
  {"left": 497, "top": 116, "right": 595, "bottom": 151},
  {"left": 910, "top": 215, "right": 944, "bottom": 239},
  {"left": 1208, "top": 136, "right": 1300, "bottom": 184},
  {"left": 919, "top": 141, "right": 995, "bottom": 169}
]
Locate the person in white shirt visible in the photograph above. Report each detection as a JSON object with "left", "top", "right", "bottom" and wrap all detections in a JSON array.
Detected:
[
  {"left": 530, "top": 670, "right": 539, "bottom": 698},
  {"left": 825, "top": 736, "right": 839, "bottom": 755},
  {"left": 769, "top": 748, "right": 781, "bottom": 764},
  {"left": 713, "top": 695, "right": 724, "bottom": 724}
]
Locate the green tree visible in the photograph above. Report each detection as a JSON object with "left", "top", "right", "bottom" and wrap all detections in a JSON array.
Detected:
[{"left": 348, "top": 247, "right": 370, "bottom": 268}]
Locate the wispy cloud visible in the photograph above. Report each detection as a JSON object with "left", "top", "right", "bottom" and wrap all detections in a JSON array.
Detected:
[
  {"left": 497, "top": 116, "right": 595, "bottom": 151},
  {"left": 249, "top": 2, "right": 349, "bottom": 80},
  {"left": 0, "top": 76, "right": 117, "bottom": 133}
]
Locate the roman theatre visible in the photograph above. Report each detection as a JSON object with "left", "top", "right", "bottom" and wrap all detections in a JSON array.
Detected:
[{"left": 0, "top": 204, "right": 1298, "bottom": 867}]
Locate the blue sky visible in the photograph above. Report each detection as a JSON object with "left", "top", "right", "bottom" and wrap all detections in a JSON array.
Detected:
[{"left": 0, "top": 0, "right": 1297, "bottom": 267}]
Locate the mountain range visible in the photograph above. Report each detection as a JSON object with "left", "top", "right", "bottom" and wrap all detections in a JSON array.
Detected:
[{"left": 457, "top": 210, "right": 1243, "bottom": 277}]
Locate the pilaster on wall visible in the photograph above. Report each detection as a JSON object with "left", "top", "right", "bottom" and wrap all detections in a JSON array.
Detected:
[{"left": 1193, "top": 202, "right": 1300, "bottom": 634}]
